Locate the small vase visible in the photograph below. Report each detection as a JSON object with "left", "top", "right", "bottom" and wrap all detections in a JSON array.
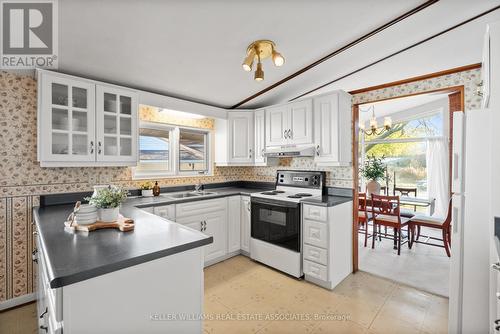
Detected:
[
  {"left": 141, "top": 189, "right": 153, "bottom": 197},
  {"left": 98, "top": 207, "right": 120, "bottom": 222},
  {"left": 366, "top": 180, "right": 381, "bottom": 196}
]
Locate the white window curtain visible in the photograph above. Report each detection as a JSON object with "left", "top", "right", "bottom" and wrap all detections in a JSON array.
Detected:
[{"left": 426, "top": 138, "right": 449, "bottom": 218}]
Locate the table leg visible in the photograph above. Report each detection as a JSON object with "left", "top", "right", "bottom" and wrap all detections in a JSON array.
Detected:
[{"left": 393, "top": 228, "right": 397, "bottom": 250}]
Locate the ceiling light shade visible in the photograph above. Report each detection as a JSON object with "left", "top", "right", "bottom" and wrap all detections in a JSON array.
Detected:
[
  {"left": 272, "top": 50, "right": 285, "bottom": 66},
  {"left": 242, "top": 40, "right": 283, "bottom": 81},
  {"left": 359, "top": 106, "right": 392, "bottom": 136},
  {"left": 254, "top": 62, "right": 264, "bottom": 81},
  {"left": 242, "top": 48, "right": 256, "bottom": 72}
]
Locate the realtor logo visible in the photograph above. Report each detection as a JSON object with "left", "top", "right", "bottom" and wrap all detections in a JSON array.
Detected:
[{"left": 1, "top": 0, "right": 58, "bottom": 69}]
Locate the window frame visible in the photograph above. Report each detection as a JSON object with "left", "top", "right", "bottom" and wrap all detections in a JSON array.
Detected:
[{"left": 132, "top": 121, "right": 212, "bottom": 180}]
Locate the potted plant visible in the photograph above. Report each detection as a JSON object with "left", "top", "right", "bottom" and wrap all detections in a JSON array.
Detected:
[
  {"left": 139, "top": 181, "right": 154, "bottom": 197},
  {"left": 85, "top": 186, "right": 128, "bottom": 222},
  {"left": 361, "top": 155, "right": 387, "bottom": 196}
]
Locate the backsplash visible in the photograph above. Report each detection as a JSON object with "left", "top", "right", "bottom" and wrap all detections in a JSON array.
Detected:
[{"left": 0, "top": 66, "right": 481, "bottom": 304}]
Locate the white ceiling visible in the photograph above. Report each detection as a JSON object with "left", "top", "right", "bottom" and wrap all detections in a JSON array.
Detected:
[
  {"left": 57, "top": 0, "right": 500, "bottom": 110},
  {"left": 359, "top": 92, "right": 451, "bottom": 121}
]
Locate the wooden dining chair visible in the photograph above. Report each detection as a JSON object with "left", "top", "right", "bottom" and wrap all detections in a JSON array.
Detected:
[
  {"left": 371, "top": 194, "right": 411, "bottom": 255},
  {"left": 358, "top": 193, "right": 372, "bottom": 247},
  {"left": 408, "top": 198, "right": 452, "bottom": 257}
]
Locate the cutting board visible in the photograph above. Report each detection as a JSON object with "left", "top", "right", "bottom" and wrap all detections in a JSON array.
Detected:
[{"left": 65, "top": 214, "right": 135, "bottom": 232}]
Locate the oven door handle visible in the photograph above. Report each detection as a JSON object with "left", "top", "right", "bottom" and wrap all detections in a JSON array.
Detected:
[{"left": 250, "top": 197, "right": 300, "bottom": 208}]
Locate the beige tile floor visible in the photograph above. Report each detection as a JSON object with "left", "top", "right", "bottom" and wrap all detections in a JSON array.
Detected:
[
  {"left": 0, "top": 255, "right": 448, "bottom": 334},
  {"left": 358, "top": 225, "right": 450, "bottom": 297}
]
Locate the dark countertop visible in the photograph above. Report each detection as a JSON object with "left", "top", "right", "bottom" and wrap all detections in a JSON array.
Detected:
[
  {"left": 301, "top": 195, "right": 353, "bottom": 207},
  {"left": 34, "top": 186, "right": 270, "bottom": 288}
]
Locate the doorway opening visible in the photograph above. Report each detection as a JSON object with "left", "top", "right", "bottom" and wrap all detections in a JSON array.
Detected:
[{"left": 352, "top": 86, "right": 464, "bottom": 297}]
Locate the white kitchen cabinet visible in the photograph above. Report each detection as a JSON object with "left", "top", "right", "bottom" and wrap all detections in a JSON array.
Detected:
[
  {"left": 38, "top": 73, "right": 96, "bottom": 164},
  {"left": 175, "top": 198, "right": 228, "bottom": 264},
  {"left": 240, "top": 196, "right": 251, "bottom": 254},
  {"left": 227, "top": 196, "right": 241, "bottom": 253},
  {"left": 178, "top": 211, "right": 227, "bottom": 263},
  {"left": 254, "top": 109, "right": 267, "bottom": 165},
  {"left": 227, "top": 111, "right": 254, "bottom": 164},
  {"left": 288, "top": 99, "right": 313, "bottom": 145},
  {"left": 313, "top": 91, "right": 352, "bottom": 166},
  {"left": 302, "top": 201, "right": 353, "bottom": 290},
  {"left": 265, "top": 99, "right": 313, "bottom": 147},
  {"left": 215, "top": 111, "right": 255, "bottom": 166},
  {"left": 96, "top": 85, "right": 138, "bottom": 163},
  {"left": 265, "top": 104, "right": 288, "bottom": 146},
  {"left": 37, "top": 70, "right": 138, "bottom": 167}
]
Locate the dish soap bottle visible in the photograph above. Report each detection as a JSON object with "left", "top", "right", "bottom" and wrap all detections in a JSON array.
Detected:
[{"left": 153, "top": 181, "right": 160, "bottom": 196}]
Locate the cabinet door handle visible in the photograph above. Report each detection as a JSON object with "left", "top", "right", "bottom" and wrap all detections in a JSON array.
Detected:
[
  {"left": 288, "top": 129, "right": 293, "bottom": 138},
  {"left": 249, "top": 148, "right": 252, "bottom": 158},
  {"left": 247, "top": 201, "right": 251, "bottom": 211},
  {"left": 90, "top": 141, "right": 94, "bottom": 154},
  {"left": 200, "top": 221, "right": 203, "bottom": 231},
  {"left": 316, "top": 145, "right": 320, "bottom": 156},
  {"left": 39, "top": 307, "right": 48, "bottom": 319},
  {"left": 98, "top": 141, "right": 102, "bottom": 154},
  {"left": 283, "top": 130, "right": 288, "bottom": 139},
  {"left": 492, "top": 263, "right": 500, "bottom": 272},
  {"left": 32, "top": 249, "right": 38, "bottom": 263},
  {"left": 40, "top": 325, "right": 48, "bottom": 332}
]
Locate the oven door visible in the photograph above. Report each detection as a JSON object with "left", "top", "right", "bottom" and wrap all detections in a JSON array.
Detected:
[{"left": 251, "top": 197, "right": 301, "bottom": 252}]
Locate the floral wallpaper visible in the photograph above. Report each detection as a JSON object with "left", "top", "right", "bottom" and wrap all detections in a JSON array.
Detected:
[{"left": 0, "top": 66, "right": 482, "bottom": 304}]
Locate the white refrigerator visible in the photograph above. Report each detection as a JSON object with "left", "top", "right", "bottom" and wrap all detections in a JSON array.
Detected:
[{"left": 449, "top": 109, "right": 492, "bottom": 333}]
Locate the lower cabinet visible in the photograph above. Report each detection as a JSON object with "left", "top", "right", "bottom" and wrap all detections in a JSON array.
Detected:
[
  {"left": 179, "top": 211, "right": 227, "bottom": 263},
  {"left": 302, "top": 201, "right": 353, "bottom": 290},
  {"left": 227, "top": 196, "right": 241, "bottom": 253},
  {"left": 241, "top": 196, "right": 251, "bottom": 253}
]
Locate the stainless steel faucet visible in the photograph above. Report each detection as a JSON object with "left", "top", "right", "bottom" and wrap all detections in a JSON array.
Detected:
[{"left": 194, "top": 180, "right": 203, "bottom": 192}]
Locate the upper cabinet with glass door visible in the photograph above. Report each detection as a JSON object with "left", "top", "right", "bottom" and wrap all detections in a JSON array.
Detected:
[
  {"left": 96, "top": 85, "right": 138, "bottom": 164},
  {"left": 37, "top": 70, "right": 138, "bottom": 167}
]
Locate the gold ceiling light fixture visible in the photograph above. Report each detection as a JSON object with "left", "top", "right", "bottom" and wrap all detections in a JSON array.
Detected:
[{"left": 242, "top": 40, "right": 284, "bottom": 81}]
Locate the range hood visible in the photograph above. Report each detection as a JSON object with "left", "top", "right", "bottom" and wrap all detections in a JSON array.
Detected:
[{"left": 262, "top": 145, "right": 316, "bottom": 158}]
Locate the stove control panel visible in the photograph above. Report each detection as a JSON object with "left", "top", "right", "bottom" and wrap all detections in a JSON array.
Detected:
[{"left": 277, "top": 170, "right": 325, "bottom": 189}]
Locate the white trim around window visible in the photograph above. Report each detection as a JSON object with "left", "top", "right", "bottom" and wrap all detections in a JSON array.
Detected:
[{"left": 132, "top": 121, "right": 212, "bottom": 180}]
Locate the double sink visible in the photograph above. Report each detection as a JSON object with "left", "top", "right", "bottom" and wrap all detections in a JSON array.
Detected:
[{"left": 161, "top": 190, "right": 217, "bottom": 199}]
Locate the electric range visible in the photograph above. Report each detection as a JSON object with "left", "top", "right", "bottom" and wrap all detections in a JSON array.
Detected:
[{"left": 249, "top": 170, "right": 326, "bottom": 277}]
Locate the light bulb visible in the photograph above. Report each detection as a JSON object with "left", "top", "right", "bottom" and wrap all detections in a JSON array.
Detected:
[
  {"left": 370, "top": 117, "right": 378, "bottom": 129},
  {"left": 384, "top": 117, "right": 392, "bottom": 129},
  {"left": 242, "top": 48, "right": 256, "bottom": 72},
  {"left": 254, "top": 62, "right": 264, "bottom": 81},
  {"left": 359, "top": 122, "right": 365, "bottom": 130},
  {"left": 272, "top": 50, "right": 285, "bottom": 67}
]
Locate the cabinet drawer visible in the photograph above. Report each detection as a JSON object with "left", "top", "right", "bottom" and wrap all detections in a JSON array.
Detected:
[
  {"left": 303, "top": 204, "right": 327, "bottom": 222},
  {"left": 38, "top": 249, "right": 62, "bottom": 322},
  {"left": 153, "top": 204, "right": 176, "bottom": 220},
  {"left": 303, "top": 244, "right": 328, "bottom": 265},
  {"left": 304, "top": 260, "right": 328, "bottom": 281},
  {"left": 176, "top": 198, "right": 226, "bottom": 218},
  {"left": 303, "top": 219, "right": 328, "bottom": 248}
]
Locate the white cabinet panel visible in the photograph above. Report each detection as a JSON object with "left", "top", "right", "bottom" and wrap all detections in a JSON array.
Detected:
[
  {"left": 254, "top": 110, "right": 266, "bottom": 165},
  {"left": 228, "top": 112, "right": 254, "bottom": 163},
  {"left": 39, "top": 73, "right": 96, "bottom": 163},
  {"left": 303, "top": 244, "right": 328, "bottom": 266},
  {"left": 303, "top": 204, "right": 327, "bottom": 222},
  {"left": 96, "top": 85, "right": 138, "bottom": 164},
  {"left": 227, "top": 196, "right": 241, "bottom": 253},
  {"left": 303, "top": 219, "right": 328, "bottom": 248},
  {"left": 266, "top": 105, "right": 288, "bottom": 146},
  {"left": 176, "top": 198, "right": 226, "bottom": 218},
  {"left": 304, "top": 260, "right": 328, "bottom": 281},
  {"left": 241, "top": 196, "right": 251, "bottom": 253},
  {"left": 313, "top": 91, "right": 352, "bottom": 166},
  {"left": 288, "top": 99, "right": 313, "bottom": 145}
]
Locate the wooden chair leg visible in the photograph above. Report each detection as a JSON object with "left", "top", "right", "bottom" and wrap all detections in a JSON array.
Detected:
[
  {"left": 372, "top": 222, "right": 377, "bottom": 249},
  {"left": 364, "top": 221, "right": 368, "bottom": 247},
  {"left": 443, "top": 229, "right": 451, "bottom": 257},
  {"left": 408, "top": 224, "right": 413, "bottom": 249},
  {"left": 393, "top": 228, "right": 397, "bottom": 250},
  {"left": 448, "top": 227, "right": 452, "bottom": 246},
  {"left": 397, "top": 228, "right": 402, "bottom": 255},
  {"left": 416, "top": 225, "right": 421, "bottom": 240}
]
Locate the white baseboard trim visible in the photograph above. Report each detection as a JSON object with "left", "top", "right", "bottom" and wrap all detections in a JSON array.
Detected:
[{"left": 0, "top": 293, "right": 36, "bottom": 311}]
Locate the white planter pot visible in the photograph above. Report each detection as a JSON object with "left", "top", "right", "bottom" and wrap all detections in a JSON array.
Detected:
[
  {"left": 98, "top": 207, "right": 120, "bottom": 222},
  {"left": 141, "top": 189, "right": 153, "bottom": 197},
  {"left": 366, "top": 180, "right": 381, "bottom": 197}
]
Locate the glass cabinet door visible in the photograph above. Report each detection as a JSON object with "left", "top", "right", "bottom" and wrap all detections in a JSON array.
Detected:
[
  {"left": 96, "top": 85, "right": 137, "bottom": 163},
  {"left": 42, "top": 75, "right": 96, "bottom": 162}
]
